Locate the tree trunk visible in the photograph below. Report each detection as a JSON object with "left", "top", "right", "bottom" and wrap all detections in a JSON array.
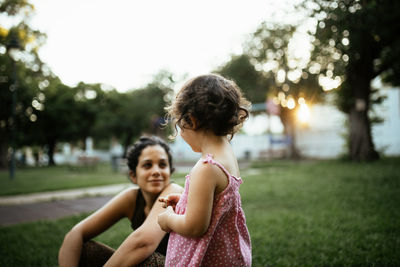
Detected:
[
  {"left": 0, "top": 138, "right": 8, "bottom": 169},
  {"left": 349, "top": 108, "right": 379, "bottom": 161},
  {"left": 47, "top": 140, "right": 56, "bottom": 166},
  {"left": 286, "top": 118, "right": 300, "bottom": 160},
  {"left": 280, "top": 108, "right": 300, "bottom": 159},
  {"left": 123, "top": 132, "right": 133, "bottom": 158},
  {"left": 347, "top": 72, "right": 379, "bottom": 161}
]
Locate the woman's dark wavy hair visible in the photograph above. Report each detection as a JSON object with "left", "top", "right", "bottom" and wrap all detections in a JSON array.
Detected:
[
  {"left": 166, "top": 74, "right": 251, "bottom": 140},
  {"left": 126, "top": 136, "right": 175, "bottom": 176}
]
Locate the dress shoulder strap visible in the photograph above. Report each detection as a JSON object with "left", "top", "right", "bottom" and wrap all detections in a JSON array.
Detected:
[{"left": 202, "top": 154, "right": 242, "bottom": 182}]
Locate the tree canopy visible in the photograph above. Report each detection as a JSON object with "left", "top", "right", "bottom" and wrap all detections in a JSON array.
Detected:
[
  {"left": 216, "top": 23, "right": 324, "bottom": 158},
  {"left": 0, "top": 0, "right": 48, "bottom": 168},
  {"left": 303, "top": 0, "right": 400, "bottom": 160},
  {"left": 1, "top": 0, "right": 176, "bottom": 167}
]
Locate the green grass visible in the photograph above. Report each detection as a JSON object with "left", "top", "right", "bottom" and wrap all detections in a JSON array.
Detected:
[
  {"left": 0, "top": 163, "right": 128, "bottom": 196},
  {"left": 1, "top": 158, "right": 399, "bottom": 266},
  {"left": 0, "top": 163, "right": 186, "bottom": 196},
  {"left": 0, "top": 213, "right": 132, "bottom": 266},
  {"left": 243, "top": 158, "right": 400, "bottom": 266}
]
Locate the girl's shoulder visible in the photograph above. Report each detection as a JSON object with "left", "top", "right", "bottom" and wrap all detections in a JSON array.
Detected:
[
  {"left": 199, "top": 153, "right": 240, "bottom": 178},
  {"left": 190, "top": 156, "right": 229, "bottom": 181}
]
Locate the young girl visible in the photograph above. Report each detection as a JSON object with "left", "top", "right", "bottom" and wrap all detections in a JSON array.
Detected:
[{"left": 158, "top": 74, "right": 252, "bottom": 266}]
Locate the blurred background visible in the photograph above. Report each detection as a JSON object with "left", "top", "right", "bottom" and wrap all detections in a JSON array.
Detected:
[
  {"left": 1, "top": 0, "right": 399, "bottom": 171},
  {"left": 1, "top": 0, "right": 400, "bottom": 265}
]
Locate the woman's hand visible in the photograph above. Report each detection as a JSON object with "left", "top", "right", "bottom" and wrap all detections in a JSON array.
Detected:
[
  {"left": 158, "top": 206, "right": 175, "bottom": 233},
  {"left": 158, "top": 193, "right": 181, "bottom": 210}
]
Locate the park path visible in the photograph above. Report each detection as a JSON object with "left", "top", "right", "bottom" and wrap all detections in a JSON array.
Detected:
[
  {"left": 0, "top": 195, "right": 113, "bottom": 226},
  {"left": 0, "top": 162, "right": 248, "bottom": 226},
  {"left": 0, "top": 163, "right": 193, "bottom": 226}
]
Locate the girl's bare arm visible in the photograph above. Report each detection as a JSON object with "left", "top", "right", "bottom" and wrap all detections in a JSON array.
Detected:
[{"left": 158, "top": 164, "right": 224, "bottom": 237}]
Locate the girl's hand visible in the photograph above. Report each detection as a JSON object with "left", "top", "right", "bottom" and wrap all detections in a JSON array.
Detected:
[
  {"left": 158, "top": 193, "right": 181, "bottom": 210},
  {"left": 158, "top": 206, "right": 174, "bottom": 232}
]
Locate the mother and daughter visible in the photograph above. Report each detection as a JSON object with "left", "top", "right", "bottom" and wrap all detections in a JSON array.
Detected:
[{"left": 59, "top": 74, "right": 252, "bottom": 266}]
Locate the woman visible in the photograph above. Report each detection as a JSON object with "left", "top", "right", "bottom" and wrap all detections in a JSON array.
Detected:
[{"left": 58, "top": 136, "right": 183, "bottom": 267}]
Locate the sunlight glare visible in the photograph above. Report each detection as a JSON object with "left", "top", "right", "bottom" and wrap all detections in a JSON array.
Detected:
[
  {"left": 277, "top": 69, "right": 286, "bottom": 83},
  {"left": 297, "top": 103, "right": 311, "bottom": 123},
  {"left": 319, "top": 75, "right": 341, "bottom": 91},
  {"left": 287, "top": 97, "right": 296, "bottom": 109}
]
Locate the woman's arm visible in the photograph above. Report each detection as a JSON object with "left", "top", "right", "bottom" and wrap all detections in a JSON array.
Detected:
[
  {"left": 104, "top": 183, "right": 183, "bottom": 267},
  {"left": 58, "top": 188, "right": 137, "bottom": 267},
  {"left": 158, "top": 164, "right": 222, "bottom": 237}
]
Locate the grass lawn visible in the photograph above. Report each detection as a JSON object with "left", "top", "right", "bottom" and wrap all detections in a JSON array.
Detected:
[
  {"left": 0, "top": 163, "right": 187, "bottom": 196},
  {"left": 0, "top": 163, "right": 129, "bottom": 196},
  {"left": 0, "top": 158, "right": 399, "bottom": 266}
]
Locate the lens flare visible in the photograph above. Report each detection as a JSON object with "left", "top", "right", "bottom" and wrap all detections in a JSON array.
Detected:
[{"left": 297, "top": 103, "right": 310, "bottom": 123}]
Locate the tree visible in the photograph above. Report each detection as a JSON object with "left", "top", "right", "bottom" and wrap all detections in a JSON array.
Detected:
[
  {"left": 30, "top": 78, "right": 74, "bottom": 165},
  {"left": 73, "top": 82, "right": 106, "bottom": 150},
  {"left": 217, "top": 24, "right": 324, "bottom": 158},
  {"left": 0, "top": 0, "right": 47, "bottom": 168},
  {"left": 26, "top": 79, "right": 106, "bottom": 166},
  {"left": 93, "top": 71, "right": 175, "bottom": 153},
  {"left": 216, "top": 54, "right": 271, "bottom": 103},
  {"left": 304, "top": 0, "right": 400, "bottom": 160}
]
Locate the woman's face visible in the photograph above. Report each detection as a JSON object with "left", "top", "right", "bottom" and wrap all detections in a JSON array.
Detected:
[{"left": 131, "top": 145, "right": 171, "bottom": 195}]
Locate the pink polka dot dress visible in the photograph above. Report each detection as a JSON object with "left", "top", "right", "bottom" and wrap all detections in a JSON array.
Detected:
[{"left": 165, "top": 154, "right": 252, "bottom": 266}]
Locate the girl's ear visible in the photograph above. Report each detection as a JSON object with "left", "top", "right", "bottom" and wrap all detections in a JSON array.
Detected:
[
  {"left": 189, "top": 115, "right": 198, "bottom": 129},
  {"left": 129, "top": 170, "right": 137, "bottom": 184}
]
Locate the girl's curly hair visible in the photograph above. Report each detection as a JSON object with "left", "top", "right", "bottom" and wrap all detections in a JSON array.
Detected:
[{"left": 166, "top": 74, "right": 251, "bottom": 139}]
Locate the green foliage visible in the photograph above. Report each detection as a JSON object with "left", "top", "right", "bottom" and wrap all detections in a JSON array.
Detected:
[
  {"left": 244, "top": 22, "right": 324, "bottom": 102},
  {"left": 301, "top": 0, "right": 400, "bottom": 160},
  {"left": 216, "top": 54, "right": 270, "bottom": 103},
  {"left": 217, "top": 23, "right": 324, "bottom": 158},
  {"left": 1, "top": 0, "right": 175, "bottom": 168},
  {"left": 0, "top": 0, "right": 48, "bottom": 167},
  {"left": 0, "top": 0, "right": 34, "bottom": 16},
  {"left": 0, "top": 53, "right": 41, "bottom": 144},
  {"left": 1, "top": 158, "right": 400, "bottom": 266},
  {"left": 305, "top": 0, "right": 400, "bottom": 111},
  {"left": 20, "top": 79, "right": 107, "bottom": 164},
  {"left": 94, "top": 71, "right": 175, "bottom": 150},
  {"left": 217, "top": 23, "right": 324, "bottom": 152}
]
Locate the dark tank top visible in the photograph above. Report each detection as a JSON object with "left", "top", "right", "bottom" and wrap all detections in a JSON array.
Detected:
[{"left": 131, "top": 189, "right": 169, "bottom": 255}]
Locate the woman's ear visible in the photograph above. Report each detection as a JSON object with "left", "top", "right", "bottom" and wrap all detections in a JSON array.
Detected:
[{"left": 129, "top": 170, "right": 137, "bottom": 184}]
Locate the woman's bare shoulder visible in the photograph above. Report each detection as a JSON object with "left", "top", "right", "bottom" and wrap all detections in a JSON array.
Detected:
[
  {"left": 113, "top": 186, "right": 139, "bottom": 202},
  {"left": 104, "top": 186, "right": 139, "bottom": 218},
  {"left": 160, "top": 182, "right": 183, "bottom": 195}
]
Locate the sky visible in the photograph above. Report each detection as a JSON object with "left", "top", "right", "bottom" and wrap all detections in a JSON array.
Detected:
[
  {"left": 30, "top": 0, "right": 298, "bottom": 93},
  {"left": 16, "top": 1, "right": 400, "bottom": 140},
  {"left": 27, "top": 0, "right": 302, "bottom": 134}
]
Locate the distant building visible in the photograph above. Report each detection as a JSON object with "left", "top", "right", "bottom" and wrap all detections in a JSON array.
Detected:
[
  {"left": 296, "top": 86, "right": 400, "bottom": 158},
  {"left": 170, "top": 85, "right": 400, "bottom": 161},
  {"left": 169, "top": 134, "right": 288, "bottom": 161}
]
